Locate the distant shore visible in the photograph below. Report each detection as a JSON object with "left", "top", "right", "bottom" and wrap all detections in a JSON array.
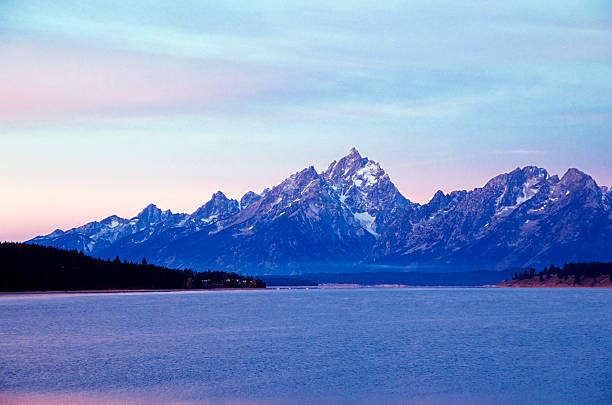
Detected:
[{"left": 498, "top": 274, "right": 612, "bottom": 288}]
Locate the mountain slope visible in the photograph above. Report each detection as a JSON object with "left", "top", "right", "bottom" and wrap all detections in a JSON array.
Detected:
[
  {"left": 377, "top": 167, "right": 611, "bottom": 270},
  {"left": 126, "top": 166, "right": 375, "bottom": 273}
]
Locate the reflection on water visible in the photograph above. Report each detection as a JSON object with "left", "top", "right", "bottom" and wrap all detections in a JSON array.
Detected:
[
  {"left": 0, "top": 392, "right": 501, "bottom": 405},
  {"left": 0, "top": 392, "right": 247, "bottom": 405},
  {"left": 1, "top": 288, "right": 610, "bottom": 405}
]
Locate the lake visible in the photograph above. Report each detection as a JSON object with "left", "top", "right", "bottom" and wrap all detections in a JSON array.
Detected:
[{"left": 0, "top": 288, "right": 610, "bottom": 404}]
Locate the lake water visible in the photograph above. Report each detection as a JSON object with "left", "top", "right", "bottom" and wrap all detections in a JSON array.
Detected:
[{"left": 0, "top": 288, "right": 610, "bottom": 405}]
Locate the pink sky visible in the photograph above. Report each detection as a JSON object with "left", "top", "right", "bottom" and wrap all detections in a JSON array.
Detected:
[{"left": 1, "top": 1, "right": 610, "bottom": 242}]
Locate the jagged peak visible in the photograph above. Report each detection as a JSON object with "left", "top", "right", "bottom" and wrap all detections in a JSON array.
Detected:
[
  {"left": 194, "top": 191, "right": 232, "bottom": 208},
  {"left": 430, "top": 190, "right": 446, "bottom": 201},
  {"left": 562, "top": 167, "right": 587, "bottom": 179},
  {"left": 137, "top": 203, "right": 161, "bottom": 216},
  {"left": 134, "top": 204, "right": 164, "bottom": 225},
  {"left": 305, "top": 165, "right": 318, "bottom": 175},
  {"left": 560, "top": 168, "right": 598, "bottom": 190},
  {"left": 241, "top": 190, "right": 260, "bottom": 200},
  {"left": 325, "top": 159, "right": 337, "bottom": 173},
  {"left": 240, "top": 191, "right": 262, "bottom": 210},
  {"left": 422, "top": 190, "right": 448, "bottom": 210},
  {"left": 321, "top": 148, "right": 409, "bottom": 213},
  {"left": 450, "top": 190, "right": 467, "bottom": 197},
  {"left": 341, "top": 147, "right": 365, "bottom": 166},
  {"left": 484, "top": 172, "right": 508, "bottom": 189},
  {"left": 325, "top": 148, "right": 365, "bottom": 174},
  {"left": 49, "top": 228, "right": 65, "bottom": 237},
  {"left": 272, "top": 166, "right": 321, "bottom": 195},
  {"left": 211, "top": 190, "right": 229, "bottom": 201},
  {"left": 509, "top": 165, "right": 548, "bottom": 178},
  {"left": 520, "top": 166, "right": 548, "bottom": 179},
  {"left": 485, "top": 166, "right": 548, "bottom": 189},
  {"left": 191, "top": 190, "right": 240, "bottom": 221},
  {"left": 94, "top": 215, "right": 126, "bottom": 229},
  {"left": 324, "top": 148, "right": 380, "bottom": 181},
  {"left": 289, "top": 166, "right": 319, "bottom": 182},
  {"left": 136, "top": 203, "right": 162, "bottom": 218},
  {"left": 347, "top": 146, "right": 362, "bottom": 159}
]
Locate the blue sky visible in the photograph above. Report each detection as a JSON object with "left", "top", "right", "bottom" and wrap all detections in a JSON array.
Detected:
[{"left": 1, "top": 0, "right": 611, "bottom": 241}]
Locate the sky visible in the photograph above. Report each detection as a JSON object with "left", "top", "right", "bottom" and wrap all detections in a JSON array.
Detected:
[{"left": 1, "top": 0, "right": 611, "bottom": 242}]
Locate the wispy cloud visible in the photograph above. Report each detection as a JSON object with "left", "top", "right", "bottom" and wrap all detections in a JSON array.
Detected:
[{"left": 0, "top": 40, "right": 284, "bottom": 126}]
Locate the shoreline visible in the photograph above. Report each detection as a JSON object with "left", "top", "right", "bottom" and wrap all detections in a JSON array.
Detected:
[
  {"left": 0, "top": 288, "right": 268, "bottom": 296},
  {"left": 2, "top": 285, "right": 611, "bottom": 295},
  {"left": 496, "top": 284, "right": 612, "bottom": 289}
]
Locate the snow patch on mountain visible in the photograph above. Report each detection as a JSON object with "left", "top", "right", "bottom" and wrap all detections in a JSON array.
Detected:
[
  {"left": 354, "top": 211, "right": 379, "bottom": 236},
  {"left": 356, "top": 161, "right": 381, "bottom": 186},
  {"left": 516, "top": 176, "right": 542, "bottom": 205}
]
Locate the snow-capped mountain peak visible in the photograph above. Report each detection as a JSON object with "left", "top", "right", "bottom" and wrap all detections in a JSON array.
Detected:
[
  {"left": 322, "top": 148, "right": 408, "bottom": 236},
  {"left": 189, "top": 191, "right": 240, "bottom": 228},
  {"left": 28, "top": 151, "right": 611, "bottom": 274},
  {"left": 482, "top": 166, "right": 550, "bottom": 217},
  {"left": 136, "top": 203, "right": 163, "bottom": 224}
]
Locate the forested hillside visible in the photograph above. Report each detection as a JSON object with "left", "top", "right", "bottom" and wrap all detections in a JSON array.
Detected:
[{"left": 0, "top": 243, "right": 265, "bottom": 291}]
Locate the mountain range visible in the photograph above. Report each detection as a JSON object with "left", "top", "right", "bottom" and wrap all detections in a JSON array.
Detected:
[{"left": 29, "top": 148, "right": 612, "bottom": 275}]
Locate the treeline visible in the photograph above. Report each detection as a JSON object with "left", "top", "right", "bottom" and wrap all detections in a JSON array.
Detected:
[
  {"left": 191, "top": 270, "right": 265, "bottom": 289},
  {"left": 512, "top": 262, "right": 612, "bottom": 284},
  {"left": 0, "top": 243, "right": 265, "bottom": 292}
]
